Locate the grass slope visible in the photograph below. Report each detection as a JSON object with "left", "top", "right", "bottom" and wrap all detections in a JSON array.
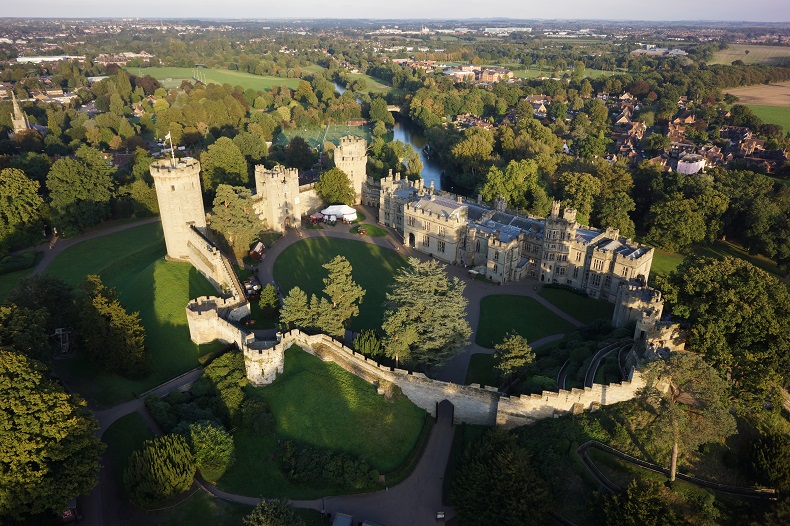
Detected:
[
  {"left": 219, "top": 346, "right": 426, "bottom": 497},
  {"left": 476, "top": 295, "right": 575, "bottom": 348},
  {"left": 0, "top": 267, "right": 34, "bottom": 303},
  {"left": 47, "top": 222, "right": 223, "bottom": 407},
  {"left": 539, "top": 288, "right": 615, "bottom": 325},
  {"left": 273, "top": 237, "right": 407, "bottom": 332},
  {"left": 125, "top": 66, "right": 301, "bottom": 91}
]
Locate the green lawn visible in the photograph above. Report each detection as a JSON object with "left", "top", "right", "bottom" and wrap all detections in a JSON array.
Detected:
[
  {"left": 0, "top": 267, "right": 34, "bottom": 303},
  {"left": 349, "top": 224, "right": 388, "bottom": 237},
  {"left": 748, "top": 105, "right": 790, "bottom": 133},
  {"left": 275, "top": 125, "right": 372, "bottom": 149},
  {"left": 465, "top": 353, "right": 499, "bottom": 388},
  {"left": 539, "top": 287, "right": 615, "bottom": 325},
  {"left": 347, "top": 72, "right": 400, "bottom": 94},
  {"left": 46, "top": 222, "right": 224, "bottom": 407},
  {"left": 273, "top": 237, "right": 407, "bottom": 332},
  {"left": 124, "top": 66, "right": 301, "bottom": 91},
  {"left": 476, "top": 295, "right": 575, "bottom": 348},
  {"left": 218, "top": 346, "right": 426, "bottom": 497},
  {"left": 652, "top": 240, "right": 787, "bottom": 283},
  {"left": 509, "top": 67, "right": 618, "bottom": 79}
]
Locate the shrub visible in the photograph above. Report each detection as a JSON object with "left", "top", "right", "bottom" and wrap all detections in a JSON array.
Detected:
[
  {"left": 243, "top": 498, "right": 305, "bottom": 526},
  {"left": 352, "top": 329, "right": 383, "bottom": 357},
  {"left": 123, "top": 434, "right": 195, "bottom": 507},
  {"left": 185, "top": 421, "right": 235, "bottom": 482},
  {"left": 241, "top": 398, "right": 275, "bottom": 434},
  {"left": 280, "top": 441, "right": 379, "bottom": 490},
  {"left": 258, "top": 284, "right": 280, "bottom": 319}
]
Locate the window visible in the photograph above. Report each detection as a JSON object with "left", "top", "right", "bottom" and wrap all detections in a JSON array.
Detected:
[
  {"left": 494, "top": 251, "right": 499, "bottom": 261},
  {"left": 576, "top": 252, "right": 582, "bottom": 262},
  {"left": 438, "top": 240, "right": 446, "bottom": 253},
  {"left": 604, "top": 276, "right": 611, "bottom": 288},
  {"left": 422, "top": 234, "right": 430, "bottom": 247},
  {"left": 407, "top": 216, "right": 415, "bottom": 227},
  {"left": 557, "top": 266, "right": 566, "bottom": 276},
  {"left": 438, "top": 225, "right": 445, "bottom": 236},
  {"left": 591, "top": 274, "right": 602, "bottom": 286},
  {"left": 549, "top": 253, "right": 555, "bottom": 260},
  {"left": 476, "top": 240, "right": 481, "bottom": 253},
  {"left": 593, "top": 259, "right": 604, "bottom": 271},
  {"left": 423, "top": 221, "right": 430, "bottom": 231},
  {"left": 171, "top": 185, "right": 175, "bottom": 191},
  {"left": 621, "top": 267, "right": 629, "bottom": 277},
  {"left": 573, "top": 267, "right": 579, "bottom": 278},
  {"left": 493, "top": 264, "right": 498, "bottom": 273}
]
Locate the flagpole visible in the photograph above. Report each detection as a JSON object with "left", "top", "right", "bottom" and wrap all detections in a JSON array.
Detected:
[{"left": 167, "top": 131, "right": 175, "bottom": 167}]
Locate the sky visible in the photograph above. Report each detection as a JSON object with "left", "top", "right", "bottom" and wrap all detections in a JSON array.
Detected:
[{"left": 4, "top": 0, "right": 790, "bottom": 22}]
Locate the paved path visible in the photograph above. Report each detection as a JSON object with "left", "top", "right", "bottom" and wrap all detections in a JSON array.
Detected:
[{"left": 32, "top": 217, "right": 161, "bottom": 275}]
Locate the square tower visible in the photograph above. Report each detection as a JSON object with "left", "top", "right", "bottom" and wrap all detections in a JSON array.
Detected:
[{"left": 150, "top": 157, "right": 206, "bottom": 261}]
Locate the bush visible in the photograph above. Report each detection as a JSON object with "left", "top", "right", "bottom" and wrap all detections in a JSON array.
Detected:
[
  {"left": 0, "top": 251, "right": 37, "bottom": 275},
  {"left": 123, "top": 434, "right": 196, "bottom": 507},
  {"left": 280, "top": 441, "right": 380, "bottom": 490},
  {"left": 241, "top": 398, "right": 275, "bottom": 434},
  {"left": 185, "top": 421, "right": 235, "bottom": 482},
  {"left": 243, "top": 498, "right": 305, "bottom": 526},
  {"left": 352, "top": 329, "right": 383, "bottom": 357}
]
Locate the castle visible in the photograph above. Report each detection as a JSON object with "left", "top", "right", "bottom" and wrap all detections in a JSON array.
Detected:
[{"left": 149, "top": 136, "right": 669, "bottom": 428}]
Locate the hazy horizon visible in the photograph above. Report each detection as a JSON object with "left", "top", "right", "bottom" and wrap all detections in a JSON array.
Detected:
[{"left": 3, "top": 1, "right": 790, "bottom": 24}]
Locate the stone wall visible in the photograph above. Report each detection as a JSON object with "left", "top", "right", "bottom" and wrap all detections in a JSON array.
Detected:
[
  {"left": 244, "top": 330, "right": 643, "bottom": 427},
  {"left": 297, "top": 186, "right": 324, "bottom": 216}
]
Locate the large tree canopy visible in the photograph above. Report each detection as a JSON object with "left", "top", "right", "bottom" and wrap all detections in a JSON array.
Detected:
[
  {"left": 200, "top": 137, "right": 249, "bottom": 196},
  {"left": 0, "top": 350, "right": 104, "bottom": 520},
  {"left": 209, "top": 184, "right": 263, "bottom": 258},
  {"left": 315, "top": 167, "right": 355, "bottom": 206},
  {"left": 382, "top": 257, "right": 471, "bottom": 366},
  {"left": 0, "top": 168, "right": 44, "bottom": 248},
  {"left": 659, "top": 256, "right": 790, "bottom": 409}
]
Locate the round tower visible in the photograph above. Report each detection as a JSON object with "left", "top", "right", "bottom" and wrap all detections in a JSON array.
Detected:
[
  {"left": 150, "top": 157, "right": 206, "bottom": 261},
  {"left": 334, "top": 135, "right": 367, "bottom": 204}
]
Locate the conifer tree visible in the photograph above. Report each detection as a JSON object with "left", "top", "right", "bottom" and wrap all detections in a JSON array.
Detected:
[
  {"left": 279, "top": 287, "right": 312, "bottom": 331},
  {"left": 123, "top": 434, "right": 195, "bottom": 507}
]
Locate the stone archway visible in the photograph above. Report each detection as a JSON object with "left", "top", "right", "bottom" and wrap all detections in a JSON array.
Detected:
[
  {"left": 408, "top": 232, "right": 415, "bottom": 248},
  {"left": 437, "top": 399, "right": 454, "bottom": 423}
]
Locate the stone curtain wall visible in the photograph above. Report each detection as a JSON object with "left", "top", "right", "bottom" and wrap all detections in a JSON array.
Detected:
[{"left": 243, "top": 330, "right": 644, "bottom": 427}]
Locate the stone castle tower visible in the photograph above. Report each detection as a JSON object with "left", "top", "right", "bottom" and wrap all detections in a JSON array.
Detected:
[
  {"left": 253, "top": 164, "right": 301, "bottom": 232},
  {"left": 10, "top": 91, "right": 30, "bottom": 136},
  {"left": 334, "top": 135, "right": 367, "bottom": 204},
  {"left": 150, "top": 157, "right": 206, "bottom": 261}
]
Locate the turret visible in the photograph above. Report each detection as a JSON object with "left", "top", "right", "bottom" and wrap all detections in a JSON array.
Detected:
[{"left": 334, "top": 135, "right": 367, "bottom": 204}]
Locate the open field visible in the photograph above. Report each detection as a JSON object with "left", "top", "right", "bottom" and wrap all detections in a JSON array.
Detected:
[
  {"left": 347, "top": 72, "right": 400, "bottom": 94},
  {"left": 272, "top": 237, "right": 406, "bottom": 332},
  {"left": 711, "top": 44, "right": 790, "bottom": 66},
  {"left": 47, "top": 223, "right": 223, "bottom": 407},
  {"left": 539, "top": 287, "right": 615, "bottom": 325},
  {"left": 475, "top": 295, "right": 575, "bottom": 348},
  {"left": 219, "top": 346, "right": 426, "bottom": 497},
  {"left": 509, "top": 67, "right": 618, "bottom": 79},
  {"left": 725, "top": 81, "right": 790, "bottom": 107},
  {"left": 748, "top": 105, "right": 790, "bottom": 132},
  {"left": 125, "top": 66, "right": 301, "bottom": 91}
]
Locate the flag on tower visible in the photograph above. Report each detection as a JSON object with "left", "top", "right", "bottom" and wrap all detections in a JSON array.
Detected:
[{"left": 165, "top": 132, "right": 172, "bottom": 140}]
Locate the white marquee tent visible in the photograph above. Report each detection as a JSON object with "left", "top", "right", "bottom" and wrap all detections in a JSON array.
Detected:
[{"left": 320, "top": 205, "right": 357, "bottom": 222}]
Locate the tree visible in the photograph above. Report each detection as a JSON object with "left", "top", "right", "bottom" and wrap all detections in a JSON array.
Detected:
[
  {"left": 0, "top": 168, "right": 44, "bottom": 248},
  {"left": 451, "top": 429, "right": 550, "bottom": 526},
  {"left": 479, "top": 159, "right": 540, "bottom": 209},
  {"left": 279, "top": 287, "right": 313, "bottom": 331},
  {"left": 548, "top": 101, "right": 568, "bottom": 122},
  {"left": 382, "top": 258, "right": 471, "bottom": 366},
  {"left": 494, "top": 332, "right": 534, "bottom": 379},
  {"left": 603, "top": 478, "right": 681, "bottom": 526},
  {"left": 660, "top": 257, "right": 790, "bottom": 410},
  {"left": 77, "top": 275, "right": 148, "bottom": 378},
  {"left": 200, "top": 137, "right": 249, "bottom": 197},
  {"left": 185, "top": 421, "right": 235, "bottom": 482},
  {"left": 0, "top": 350, "right": 104, "bottom": 519},
  {"left": 369, "top": 97, "right": 395, "bottom": 127},
  {"left": 243, "top": 498, "right": 305, "bottom": 526},
  {"left": 209, "top": 185, "right": 264, "bottom": 259},
  {"left": 321, "top": 255, "right": 365, "bottom": 335},
  {"left": 284, "top": 136, "right": 316, "bottom": 171},
  {"left": 0, "top": 305, "right": 49, "bottom": 359},
  {"left": 353, "top": 329, "right": 383, "bottom": 357},
  {"left": 233, "top": 131, "right": 268, "bottom": 163},
  {"left": 123, "top": 434, "right": 195, "bottom": 507},
  {"left": 258, "top": 284, "right": 279, "bottom": 319},
  {"left": 315, "top": 167, "right": 355, "bottom": 206},
  {"left": 559, "top": 171, "right": 601, "bottom": 226},
  {"left": 646, "top": 194, "right": 707, "bottom": 251},
  {"left": 7, "top": 274, "right": 77, "bottom": 333},
  {"left": 46, "top": 156, "right": 113, "bottom": 235},
  {"left": 639, "top": 352, "right": 736, "bottom": 481}
]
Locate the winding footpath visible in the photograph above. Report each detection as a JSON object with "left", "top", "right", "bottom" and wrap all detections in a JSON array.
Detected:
[{"left": 51, "top": 209, "right": 586, "bottom": 525}]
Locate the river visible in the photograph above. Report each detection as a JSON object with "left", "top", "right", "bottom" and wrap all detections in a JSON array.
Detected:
[{"left": 332, "top": 81, "right": 445, "bottom": 190}]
